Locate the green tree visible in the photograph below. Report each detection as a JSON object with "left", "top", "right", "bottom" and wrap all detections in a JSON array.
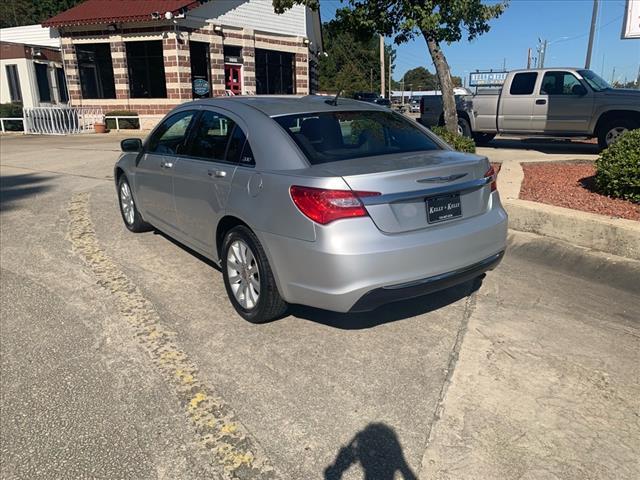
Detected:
[
  {"left": 273, "top": 0, "right": 507, "bottom": 133},
  {"left": 317, "top": 17, "right": 395, "bottom": 97},
  {"left": 401, "top": 66, "right": 438, "bottom": 91},
  {"left": 1, "top": 0, "right": 83, "bottom": 28}
]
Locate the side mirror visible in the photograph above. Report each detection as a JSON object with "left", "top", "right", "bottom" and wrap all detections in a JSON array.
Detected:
[
  {"left": 573, "top": 85, "right": 588, "bottom": 96},
  {"left": 121, "top": 138, "right": 142, "bottom": 152}
]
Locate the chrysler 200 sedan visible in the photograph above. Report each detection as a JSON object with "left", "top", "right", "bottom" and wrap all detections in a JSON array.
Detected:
[{"left": 115, "top": 96, "right": 508, "bottom": 323}]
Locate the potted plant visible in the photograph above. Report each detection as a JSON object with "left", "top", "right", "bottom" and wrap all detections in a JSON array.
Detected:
[{"left": 94, "top": 114, "right": 107, "bottom": 134}]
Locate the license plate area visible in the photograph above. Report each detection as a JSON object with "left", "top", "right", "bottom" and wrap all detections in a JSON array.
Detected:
[{"left": 426, "top": 193, "right": 462, "bottom": 223}]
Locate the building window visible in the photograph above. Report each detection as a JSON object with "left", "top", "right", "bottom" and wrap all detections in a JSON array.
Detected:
[
  {"left": 5, "top": 65, "right": 22, "bottom": 102},
  {"left": 34, "top": 63, "right": 51, "bottom": 102},
  {"left": 190, "top": 41, "right": 211, "bottom": 99},
  {"left": 56, "top": 67, "right": 68, "bottom": 102},
  {"left": 76, "top": 43, "right": 116, "bottom": 99},
  {"left": 255, "top": 49, "right": 294, "bottom": 94},
  {"left": 126, "top": 41, "right": 167, "bottom": 98}
]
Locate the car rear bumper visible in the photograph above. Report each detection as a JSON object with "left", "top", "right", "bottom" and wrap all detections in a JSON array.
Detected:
[
  {"left": 349, "top": 250, "right": 503, "bottom": 312},
  {"left": 257, "top": 194, "right": 508, "bottom": 313}
]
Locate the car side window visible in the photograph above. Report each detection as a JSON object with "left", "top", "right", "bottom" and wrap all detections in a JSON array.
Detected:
[
  {"left": 239, "top": 141, "right": 255, "bottom": 166},
  {"left": 188, "top": 110, "right": 236, "bottom": 161},
  {"left": 540, "top": 71, "right": 583, "bottom": 95},
  {"left": 509, "top": 72, "right": 538, "bottom": 95},
  {"left": 147, "top": 110, "right": 196, "bottom": 154},
  {"left": 225, "top": 125, "right": 246, "bottom": 164}
]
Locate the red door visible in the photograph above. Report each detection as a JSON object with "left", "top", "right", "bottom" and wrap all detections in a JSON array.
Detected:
[{"left": 225, "top": 65, "right": 242, "bottom": 94}]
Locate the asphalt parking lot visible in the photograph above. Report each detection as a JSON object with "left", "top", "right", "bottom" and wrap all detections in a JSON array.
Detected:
[{"left": 1, "top": 133, "right": 638, "bottom": 480}]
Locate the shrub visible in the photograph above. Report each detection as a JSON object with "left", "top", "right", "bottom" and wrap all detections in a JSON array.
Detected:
[
  {"left": 430, "top": 126, "right": 476, "bottom": 153},
  {"left": 595, "top": 129, "right": 640, "bottom": 203},
  {"left": 104, "top": 110, "right": 139, "bottom": 130},
  {"left": 0, "top": 103, "right": 24, "bottom": 131}
]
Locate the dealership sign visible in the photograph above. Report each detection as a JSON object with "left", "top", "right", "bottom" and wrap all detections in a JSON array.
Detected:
[
  {"left": 622, "top": 0, "right": 640, "bottom": 39},
  {"left": 469, "top": 71, "right": 508, "bottom": 86}
]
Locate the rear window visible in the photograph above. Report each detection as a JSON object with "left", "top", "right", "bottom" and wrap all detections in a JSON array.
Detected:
[
  {"left": 509, "top": 72, "right": 538, "bottom": 95},
  {"left": 274, "top": 110, "right": 440, "bottom": 165}
]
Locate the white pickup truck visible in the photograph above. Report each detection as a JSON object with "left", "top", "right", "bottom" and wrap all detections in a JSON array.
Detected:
[{"left": 419, "top": 68, "right": 640, "bottom": 148}]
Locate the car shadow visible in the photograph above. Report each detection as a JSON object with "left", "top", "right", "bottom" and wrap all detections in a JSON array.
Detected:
[
  {"left": 152, "top": 229, "right": 221, "bottom": 272},
  {"left": 486, "top": 137, "right": 600, "bottom": 155},
  {"left": 0, "top": 173, "right": 52, "bottom": 211},
  {"left": 324, "top": 423, "right": 418, "bottom": 480},
  {"left": 290, "top": 276, "right": 483, "bottom": 330}
]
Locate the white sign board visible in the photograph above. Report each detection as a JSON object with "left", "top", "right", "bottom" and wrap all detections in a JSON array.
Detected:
[{"left": 622, "top": 0, "right": 640, "bottom": 39}]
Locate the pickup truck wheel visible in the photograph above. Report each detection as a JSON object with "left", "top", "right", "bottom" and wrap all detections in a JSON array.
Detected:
[
  {"left": 457, "top": 118, "right": 472, "bottom": 138},
  {"left": 597, "top": 118, "right": 637, "bottom": 149},
  {"left": 473, "top": 133, "right": 496, "bottom": 145}
]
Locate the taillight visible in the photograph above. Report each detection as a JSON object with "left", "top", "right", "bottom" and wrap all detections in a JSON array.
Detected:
[
  {"left": 484, "top": 166, "right": 497, "bottom": 192},
  {"left": 290, "top": 186, "right": 380, "bottom": 225}
]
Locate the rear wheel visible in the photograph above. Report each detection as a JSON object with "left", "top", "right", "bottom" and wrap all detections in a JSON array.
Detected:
[
  {"left": 473, "top": 132, "right": 496, "bottom": 145},
  {"left": 597, "top": 117, "right": 637, "bottom": 149},
  {"left": 118, "top": 175, "right": 151, "bottom": 233},
  {"left": 221, "top": 226, "right": 287, "bottom": 323}
]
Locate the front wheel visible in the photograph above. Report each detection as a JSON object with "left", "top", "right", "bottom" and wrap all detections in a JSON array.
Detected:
[
  {"left": 457, "top": 117, "right": 472, "bottom": 138},
  {"left": 221, "top": 226, "right": 287, "bottom": 323},
  {"left": 118, "top": 175, "right": 152, "bottom": 233}
]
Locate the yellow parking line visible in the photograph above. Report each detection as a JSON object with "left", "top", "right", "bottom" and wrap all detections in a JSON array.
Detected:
[{"left": 68, "top": 192, "right": 278, "bottom": 479}]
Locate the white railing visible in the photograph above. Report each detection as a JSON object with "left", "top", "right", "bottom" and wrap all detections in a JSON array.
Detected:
[
  {"left": 105, "top": 115, "right": 140, "bottom": 132},
  {"left": 0, "top": 117, "right": 24, "bottom": 133},
  {"left": 23, "top": 107, "right": 103, "bottom": 135}
]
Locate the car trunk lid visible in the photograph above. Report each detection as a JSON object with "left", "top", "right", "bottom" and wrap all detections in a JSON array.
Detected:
[{"left": 311, "top": 150, "right": 493, "bottom": 233}]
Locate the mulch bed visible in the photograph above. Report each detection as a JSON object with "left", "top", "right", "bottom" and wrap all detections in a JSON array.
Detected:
[{"left": 519, "top": 161, "right": 640, "bottom": 221}]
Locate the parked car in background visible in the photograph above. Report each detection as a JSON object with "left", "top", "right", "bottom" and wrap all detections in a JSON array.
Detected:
[
  {"left": 353, "top": 91, "right": 392, "bottom": 107},
  {"left": 115, "top": 96, "right": 507, "bottom": 323},
  {"left": 419, "top": 68, "right": 640, "bottom": 148}
]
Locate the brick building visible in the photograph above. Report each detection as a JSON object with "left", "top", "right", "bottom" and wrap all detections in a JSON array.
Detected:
[{"left": 43, "top": 0, "right": 322, "bottom": 127}]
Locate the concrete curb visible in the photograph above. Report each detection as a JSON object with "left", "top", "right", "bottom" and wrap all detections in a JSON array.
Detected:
[{"left": 503, "top": 198, "right": 640, "bottom": 261}]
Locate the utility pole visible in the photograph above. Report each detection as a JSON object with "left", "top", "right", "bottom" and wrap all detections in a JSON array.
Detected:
[
  {"left": 401, "top": 77, "right": 405, "bottom": 104},
  {"left": 388, "top": 54, "right": 392, "bottom": 101},
  {"left": 585, "top": 0, "right": 599, "bottom": 69},
  {"left": 540, "top": 39, "right": 547, "bottom": 68},
  {"left": 380, "top": 35, "right": 385, "bottom": 98},
  {"left": 527, "top": 48, "right": 532, "bottom": 69}
]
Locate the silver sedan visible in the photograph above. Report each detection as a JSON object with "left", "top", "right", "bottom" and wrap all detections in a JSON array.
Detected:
[{"left": 115, "top": 96, "right": 507, "bottom": 323}]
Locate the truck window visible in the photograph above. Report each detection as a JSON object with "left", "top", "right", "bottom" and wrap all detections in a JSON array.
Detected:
[
  {"left": 509, "top": 72, "right": 538, "bottom": 95},
  {"left": 540, "top": 72, "right": 583, "bottom": 95}
]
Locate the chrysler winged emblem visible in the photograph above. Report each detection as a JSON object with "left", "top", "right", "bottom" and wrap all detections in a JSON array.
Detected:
[{"left": 417, "top": 173, "right": 467, "bottom": 183}]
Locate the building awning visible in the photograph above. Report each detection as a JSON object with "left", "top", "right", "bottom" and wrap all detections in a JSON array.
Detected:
[{"left": 42, "top": 0, "right": 206, "bottom": 28}]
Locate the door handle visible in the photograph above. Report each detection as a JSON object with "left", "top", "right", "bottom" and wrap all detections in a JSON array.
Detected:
[
  {"left": 160, "top": 160, "right": 174, "bottom": 169},
  {"left": 536, "top": 99, "right": 547, "bottom": 105},
  {"left": 207, "top": 170, "right": 227, "bottom": 178}
]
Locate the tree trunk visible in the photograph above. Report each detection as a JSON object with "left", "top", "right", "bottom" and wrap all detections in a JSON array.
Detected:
[{"left": 425, "top": 35, "right": 459, "bottom": 134}]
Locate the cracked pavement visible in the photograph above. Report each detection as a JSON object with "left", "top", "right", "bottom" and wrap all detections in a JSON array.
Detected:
[{"left": 1, "top": 134, "right": 638, "bottom": 479}]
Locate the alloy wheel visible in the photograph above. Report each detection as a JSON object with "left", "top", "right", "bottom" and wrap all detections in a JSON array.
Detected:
[
  {"left": 605, "top": 127, "right": 628, "bottom": 146},
  {"left": 226, "top": 240, "right": 260, "bottom": 310},
  {"left": 120, "top": 181, "right": 135, "bottom": 225}
]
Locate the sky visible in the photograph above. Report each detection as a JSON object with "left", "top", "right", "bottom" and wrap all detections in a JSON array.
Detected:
[{"left": 318, "top": 0, "right": 640, "bottom": 85}]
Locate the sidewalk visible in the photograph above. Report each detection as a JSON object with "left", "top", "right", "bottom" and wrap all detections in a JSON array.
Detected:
[{"left": 478, "top": 139, "right": 640, "bottom": 261}]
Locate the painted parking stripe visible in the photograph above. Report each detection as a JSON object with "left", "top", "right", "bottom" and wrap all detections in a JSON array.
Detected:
[{"left": 68, "top": 192, "right": 278, "bottom": 479}]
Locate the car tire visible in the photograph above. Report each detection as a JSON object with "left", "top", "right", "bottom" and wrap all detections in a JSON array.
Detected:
[
  {"left": 597, "top": 117, "right": 637, "bottom": 149},
  {"left": 118, "top": 175, "right": 152, "bottom": 233},
  {"left": 472, "top": 133, "right": 496, "bottom": 145},
  {"left": 458, "top": 117, "right": 472, "bottom": 138},
  {"left": 221, "top": 225, "right": 288, "bottom": 323}
]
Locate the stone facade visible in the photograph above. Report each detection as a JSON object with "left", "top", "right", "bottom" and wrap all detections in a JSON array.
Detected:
[{"left": 57, "top": 23, "right": 314, "bottom": 125}]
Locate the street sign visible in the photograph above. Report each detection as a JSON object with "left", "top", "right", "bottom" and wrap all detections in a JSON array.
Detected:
[
  {"left": 193, "top": 78, "right": 210, "bottom": 96},
  {"left": 622, "top": 0, "right": 640, "bottom": 39},
  {"left": 469, "top": 71, "right": 508, "bottom": 86}
]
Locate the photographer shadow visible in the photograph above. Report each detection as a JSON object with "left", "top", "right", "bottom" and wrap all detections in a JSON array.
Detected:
[{"left": 324, "top": 423, "right": 417, "bottom": 480}]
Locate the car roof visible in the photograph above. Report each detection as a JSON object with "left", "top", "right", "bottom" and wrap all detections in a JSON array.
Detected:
[{"left": 185, "top": 95, "right": 383, "bottom": 117}]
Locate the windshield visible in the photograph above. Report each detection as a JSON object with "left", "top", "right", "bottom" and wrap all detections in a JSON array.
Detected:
[
  {"left": 578, "top": 70, "right": 611, "bottom": 92},
  {"left": 274, "top": 110, "right": 440, "bottom": 165}
]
